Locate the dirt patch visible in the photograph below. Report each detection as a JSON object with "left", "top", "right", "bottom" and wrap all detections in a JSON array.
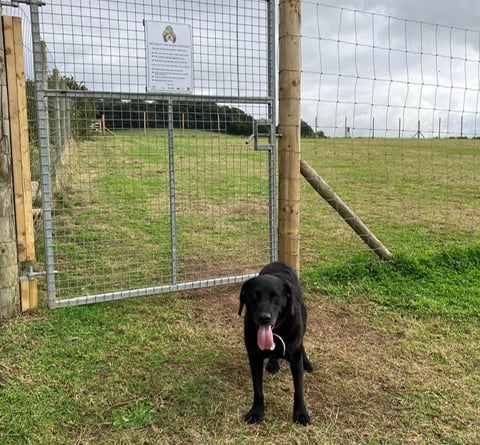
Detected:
[
  {"left": 303, "top": 299, "right": 407, "bottom": 433},
  {"left": 178, "top": 285, "right": 480, "bottom": 443},
  {"left": 182, "top": 286, "right": 406, "bottom": 431}
]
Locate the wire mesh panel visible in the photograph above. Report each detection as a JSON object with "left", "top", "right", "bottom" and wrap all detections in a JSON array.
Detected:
[
  {"left": 28, "top": 0, "right": 276, "bottom": 307},
  {"left": 300, "top": 2, "right": 480, "bottom": 268}
]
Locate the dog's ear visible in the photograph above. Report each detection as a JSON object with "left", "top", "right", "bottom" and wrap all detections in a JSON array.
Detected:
[
  {"left": 283, "top": 281, "right": 296, "bottom": 317},
  {"left": 238, "top": 279, "right": 251, "bottom": 316}
]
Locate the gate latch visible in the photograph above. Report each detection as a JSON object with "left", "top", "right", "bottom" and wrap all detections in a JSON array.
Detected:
[{"left": 245, "top": 119, "right": 274, "bottom": 152}]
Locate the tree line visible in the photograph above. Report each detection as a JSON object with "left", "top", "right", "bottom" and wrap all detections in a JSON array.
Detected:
[{"left": 26, "top": 76, "right": 325, "bottom": 143}]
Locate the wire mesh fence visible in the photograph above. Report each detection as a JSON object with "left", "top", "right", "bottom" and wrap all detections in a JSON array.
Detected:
[
  {"left": 3, "top": 0, "right": 276, "bottom": 307},
  {"left": 300, "top": 2, "right": 480, "bottom": 268},
  {"left": 2, "top": 1, "right": 479, "bottom": 309}
]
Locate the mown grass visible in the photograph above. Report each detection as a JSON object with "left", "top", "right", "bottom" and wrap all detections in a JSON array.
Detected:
[
  {"left": 1, "top": 132, "right": 480, "bottom": 444},
  {"left": 1, "top": 279, "right": 480, "bottom": 444},
  {"left": 46, "top": 130, "right": 271, "bottom": 298},
  {"left": 304, "top": 245, "right": 480, "bottom": 320},
  {"left": 300, "top": 137, "right": 480, "bottom": 265}
]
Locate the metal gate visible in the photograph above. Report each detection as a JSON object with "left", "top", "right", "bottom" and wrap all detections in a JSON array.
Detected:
[{"left": 29, "top": 0, "right": 276, "bottom": 308}]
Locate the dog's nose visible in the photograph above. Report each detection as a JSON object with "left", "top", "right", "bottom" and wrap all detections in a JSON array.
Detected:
[{"left": 259, "top": 312, "right": 272, "bottom": 325}]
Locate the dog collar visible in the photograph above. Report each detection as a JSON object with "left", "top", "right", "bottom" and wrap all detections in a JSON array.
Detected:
[{"left": 272, "top": 333, "right": 286, "bottom": 357}]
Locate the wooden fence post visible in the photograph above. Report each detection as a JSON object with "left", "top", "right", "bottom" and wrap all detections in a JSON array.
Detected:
[
  {"left": 51, "top": 68, "right": 61, "bottom": 160},
  {"left": 278, "top": 0, "right": 301, "bottom": 274},
  {"left": 3, "top": 16, "right": 37, "bottom": 311},
  {"left": 0, "top": 14, "right": 20, "bottom": 319}
]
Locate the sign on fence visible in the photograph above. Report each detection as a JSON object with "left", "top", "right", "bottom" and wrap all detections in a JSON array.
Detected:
[{"left": 145, "top": 21, "right": 193, "bottom": 93}]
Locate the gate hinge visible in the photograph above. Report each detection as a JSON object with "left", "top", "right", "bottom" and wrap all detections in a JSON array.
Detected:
[{"left": 19, "top": 266, "right": 58, "bottom": 281}]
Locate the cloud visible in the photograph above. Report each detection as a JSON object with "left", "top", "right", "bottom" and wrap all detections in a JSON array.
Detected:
[{"left": 300, "top": 2, "right": 480, "bottom": 136}]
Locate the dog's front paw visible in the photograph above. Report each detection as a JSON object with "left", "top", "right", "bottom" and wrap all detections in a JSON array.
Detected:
[
  {"left": 293, "top": 410, "right": 311, "bottom": 426},
  {"left": 266, "top": 358, "right": 280, "bottom": 374},
  {"left": 244, "top": 408, "right": 264, "bottom": 424}
]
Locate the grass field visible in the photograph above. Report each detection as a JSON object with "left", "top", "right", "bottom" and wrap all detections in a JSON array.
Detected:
[
  {"left": 1, "top": 132, "right": 480, "bottom": 444},
  {"left": 47, "top": 130, "right": 272, "bottom": 299}
]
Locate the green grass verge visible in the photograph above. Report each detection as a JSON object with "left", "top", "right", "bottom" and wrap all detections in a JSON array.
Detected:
[
  {"left": 2, "top": 280, "right": 480, "bottom": 444},
  {"left": 2, "top": 132, "right": 479, "bottom": 443},
  {"left": 304, "top": 245, "right": 480, "bottom": 320}
]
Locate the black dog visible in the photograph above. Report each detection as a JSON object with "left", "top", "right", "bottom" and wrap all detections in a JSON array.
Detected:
[{"left": 238, "top": 261, "right": 312, "bottom": 425}]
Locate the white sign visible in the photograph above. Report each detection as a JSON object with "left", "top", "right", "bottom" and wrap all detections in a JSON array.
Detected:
[{"left": 145, "top": 21, "right": 193, "bottom": 94}]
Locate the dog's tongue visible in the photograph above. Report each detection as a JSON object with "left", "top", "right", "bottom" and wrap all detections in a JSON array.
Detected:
[{"left": 257, "top": 325, "right": 274, "bottom": 350}]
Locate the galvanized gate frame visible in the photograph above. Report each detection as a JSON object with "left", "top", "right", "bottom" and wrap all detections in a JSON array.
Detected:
[{"left": 29, "top": 1, "right": 277, "bottom": 308}]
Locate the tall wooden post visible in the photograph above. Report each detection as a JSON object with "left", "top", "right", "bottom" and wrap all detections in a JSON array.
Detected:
[
  {"left": 0, "top": 12, "right": 20, "bottom": 319},
  {"left": 278, "top": 0, "right": 301, "bottom": 273},
  {"left": 4, "top": 16, "right": 37, "bottom": 310}
]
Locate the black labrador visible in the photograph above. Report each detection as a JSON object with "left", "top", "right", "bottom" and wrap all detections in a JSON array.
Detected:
[{"left": 238, "top": 261, "right": 313, "bottom": 425}]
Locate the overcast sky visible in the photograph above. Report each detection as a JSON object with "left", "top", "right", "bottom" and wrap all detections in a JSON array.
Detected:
[
  {"left": 6, "top": 0, "right": 480, "bottom": 137},
  {"left": 333, "top": 0, "right": 480, "bottom": 30},
  {"left": 301, "top": 0, "right": 480, "bottom": 136}
]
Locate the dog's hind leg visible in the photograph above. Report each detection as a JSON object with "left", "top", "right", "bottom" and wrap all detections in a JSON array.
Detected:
[{"left": 302, "top": 346, "right": 313, "bottom": 373}]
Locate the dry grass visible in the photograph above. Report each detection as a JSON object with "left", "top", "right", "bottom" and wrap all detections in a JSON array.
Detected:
[
  {"left": 188, "top": 288, "right": 480, "bottom": 444},
  {"left": 6, "top": 131, "right": 477, "bottom": 443},
  {"left": 2, "top": 281, "right": 480, "bottom": 444}
]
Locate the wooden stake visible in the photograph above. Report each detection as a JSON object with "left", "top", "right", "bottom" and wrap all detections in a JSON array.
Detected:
[
  {"left": 300, "top": 160, "right": 392, "bottom": 261},
  {"left": 4, "top": 16, "right": 37, "bottom": 310},
  {"left": 0, "top": 14, "right": 20, "bottom": 318},
  {"left": 278, "top": 0, "right": 301, "bottom": 273}
]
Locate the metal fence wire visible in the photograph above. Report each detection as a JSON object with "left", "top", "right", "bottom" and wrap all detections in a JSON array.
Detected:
[
  {"left": 299, "top": 2, "right": 480, "bottom": 269},
  {"left": 26, "top": 0, "right": 277, "bottom": 307},
  {"left": 3, "top": 0, "right": 479, "bottom": 309}
]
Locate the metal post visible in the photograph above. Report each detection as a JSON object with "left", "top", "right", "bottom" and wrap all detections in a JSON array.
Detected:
[
  {"left": 267, "top": 0, "right": 277, "bottom": 263},
  {"left": 167, "top": 97, "right": 178, "bottom": 284},
  {"left": 30, "top": 3, "right": 57, "bottom": 307}
]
